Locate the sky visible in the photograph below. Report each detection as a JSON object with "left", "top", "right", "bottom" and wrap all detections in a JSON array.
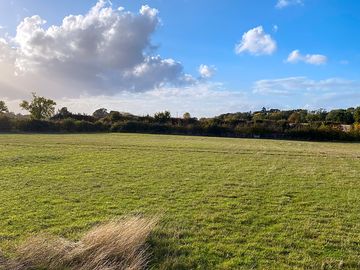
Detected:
[{"left": 0, "top": 0, "right": 359, "bottom": 117}]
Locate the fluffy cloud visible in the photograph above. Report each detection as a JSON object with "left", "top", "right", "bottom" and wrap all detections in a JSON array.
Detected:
[
  {"left": 253, "top": 77, "right": 358, "bottom": 95},
  {"left": 276, "top": 0, "right": 303, "bottom": 9},
  {"left": 235, "top": 26, "right": 277, "bottom": 56},
  {"left": 0, "top": 0, "right": 194, "bottom": 99},
  {"left": 198, "top": 64, "right": 216, "bottom": 79},
  {"left": 286, "top": 50, "right": 328, "bottom": 65}
]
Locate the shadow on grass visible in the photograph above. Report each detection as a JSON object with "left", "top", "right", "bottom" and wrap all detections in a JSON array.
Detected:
[{"left": 148, "top": 228, "right": 197, "bottom": 270}]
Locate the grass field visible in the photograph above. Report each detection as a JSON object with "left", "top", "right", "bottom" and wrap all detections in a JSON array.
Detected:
[{"left": 1, "top": 134, "right": 360, "bottom": 269}]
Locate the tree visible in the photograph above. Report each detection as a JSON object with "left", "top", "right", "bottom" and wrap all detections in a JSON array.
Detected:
[
  {"left": 288, "top": 110, "right": 307, "bottom": 123},
  {"left": 354, "top": 107, "right": 360, "bottom": 123},
  {"left": 57, "top": 107, "right": 72, "bottom": 118},
  {"left": 20, "top": 93, "right": 56, "bottom": 120},
  {"left": 253, "top": 112, "right": 265, "bottom": 122},
  {"left": 109, "top": 111, "right": 122, "bottom": 122},
  {"left": 0, "top": 100, "right": 9, "bottom": 114},
  {"left": 288, "top": 112, "right": 301, "bottom": 123},
  {"left": 93, "top": 108, "right": 108, "bottom": 119},
  {"left": 183, "top": 112, "right": 191, "bottom": 119},
  {"left": 326, "top": 109, "right": 354, "bottom": 124},
  {"left": 154, "top": 111, "right": 171, "bottom": 123}
]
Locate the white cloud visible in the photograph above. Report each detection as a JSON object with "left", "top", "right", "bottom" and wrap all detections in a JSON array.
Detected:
[
  {"left": 253, "top": 77, "right": 358, "bottom": 95},
  {"left": 276, "top": 0, "right": 303, "bottom": 9},
  {"left": 235, "top": 26, "right": 277, "bottom": 56},
  {"left": 0, "top": 0, "right": 195, "bottom": 99},
  {"left": 198, "top": 64, "right": 216, "bottom": 79},
  {"left": 286, "top": 50, "right": 328, "bottom": 65},
  {"left": 273, "top": 25, "right": 279, "bottom": 33}
]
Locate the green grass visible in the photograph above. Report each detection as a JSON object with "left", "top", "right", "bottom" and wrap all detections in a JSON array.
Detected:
[{"left": 1, "top": 133, "right": 360, "bottom": 269}]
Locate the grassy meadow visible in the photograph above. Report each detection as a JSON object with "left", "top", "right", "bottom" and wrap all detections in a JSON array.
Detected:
[{"left": 0, "top": 134, "right": 360, "bottom": 269}]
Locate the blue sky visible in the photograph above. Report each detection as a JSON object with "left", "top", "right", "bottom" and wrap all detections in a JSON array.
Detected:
[{"left": 0, "top": 0, "right": 359, "bottom": 116}]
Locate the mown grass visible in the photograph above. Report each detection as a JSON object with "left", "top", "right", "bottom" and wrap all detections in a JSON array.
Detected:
[{"left": 0, "top": 134, "right": 360, "bottom": 269}]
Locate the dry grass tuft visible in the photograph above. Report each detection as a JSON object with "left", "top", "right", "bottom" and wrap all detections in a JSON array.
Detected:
[{"left": 1, "top": 216, "right": 157, "bottom": 270}]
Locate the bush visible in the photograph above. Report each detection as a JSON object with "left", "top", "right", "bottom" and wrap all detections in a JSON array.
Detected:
[
  {"left": 74, "top": 120, "right": 96, "bottom": 132},
  {"left": 0, "top": 116, "right": 12, "bottom": 132},
  {"left": 60, "top": 118, "right": 77, "bottom": 132},
  {"left": 15, "top": 119, "right": 58, "bottom": 132}
]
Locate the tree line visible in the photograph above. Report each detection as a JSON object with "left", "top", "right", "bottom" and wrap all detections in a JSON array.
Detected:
[{"left": 1, "top": 93, "right": 360, "bottom": 141}]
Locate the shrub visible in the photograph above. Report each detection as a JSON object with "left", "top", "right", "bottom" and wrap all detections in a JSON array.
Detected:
[
  {"left": 15, "top": 119, "right": 58, "bottom": 132},
  {"left": 61, "top": 118, "right": 77, "bottom": 132},
  {"left": 0, "top": 116, "right": 12, "bottom": 132},
  {"left": 74, "top": 120, "right": 96, "bottom": 132}
]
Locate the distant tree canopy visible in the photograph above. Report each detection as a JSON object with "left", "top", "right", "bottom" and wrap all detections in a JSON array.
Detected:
[
  {"left": 0, "top": 101, "right": 9, "bottom": 114},
  {"left": 1, "top": 94, "right": 360, "bottom": 141},
  {"left": 183, "top": 112, "right": 191, "bottom": 119},
  {"left": 93, "top": 108, "right": 109, "bottom": 119},
  {"left": 154, "top": 111, "right": 171, "bottom": 123},
  {"left": 325, "top": 109, "right": 354, "bottom": 124},
  {"left": 109, "top": 111, "right": 122, "bottom": 122},
  {"left": 20, "top": 93, "right": 56, "bottom": 120},
  {"left": 354, "top": 107, "right": 360, "bottom": 123},
  {"left": 57, "top": 107, "right": 72, "bottom": 118}
]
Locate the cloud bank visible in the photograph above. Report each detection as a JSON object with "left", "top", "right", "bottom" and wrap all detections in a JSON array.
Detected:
[
  {"left": 253, "top": 77, "right": 358, "bottom": 95},
  {"left": 252, "top": 76, "right": 360, "bottom": 109}
]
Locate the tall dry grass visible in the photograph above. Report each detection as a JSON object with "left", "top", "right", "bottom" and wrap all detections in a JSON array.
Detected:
[{"left": 1, "top": 216, "right": 157, "bottom": 270}]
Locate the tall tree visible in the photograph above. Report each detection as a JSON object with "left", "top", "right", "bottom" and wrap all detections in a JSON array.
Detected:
[
  {"left": 20, "top": 92, "right": 56, "bottom": 120},
  {"left": 0, "top": 100, "right": 9, "bottom": 114}
]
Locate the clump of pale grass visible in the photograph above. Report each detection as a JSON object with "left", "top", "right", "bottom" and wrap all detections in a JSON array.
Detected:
[{"left": 2, "top": 216, "right": 157, "bottom": 270}]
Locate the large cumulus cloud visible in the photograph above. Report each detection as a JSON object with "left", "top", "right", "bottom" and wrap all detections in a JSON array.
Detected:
[{"left": 0, "top": 0, "right": 193, "bottom": 99}]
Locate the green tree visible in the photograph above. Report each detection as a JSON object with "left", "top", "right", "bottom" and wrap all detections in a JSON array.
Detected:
[
  {"left": 109, "top": 111, "right": 122, "bottom": 122},
  {"left": 93, "top": 108, "right": 109, "bottom": 119},
  {"left": 0, "top": 100, "right": 9, "bottom": 114},
  {"left": 57, "top": 107, "right": 72, "bottom": 118},
  {"left": 154, "top": 111, "right": 171, "bottom": 123},
  {"left": 354, "top": 107, "right": 360, "bottom": 123},
  {"left": 326, "top": 109, "right": 354, "bottom": 124},
  {"left": 183, "top": 112, "right": 191, "bottom": 119},
  {"left": 20, "top": 92, "right": 56, "bottom": 120}
]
